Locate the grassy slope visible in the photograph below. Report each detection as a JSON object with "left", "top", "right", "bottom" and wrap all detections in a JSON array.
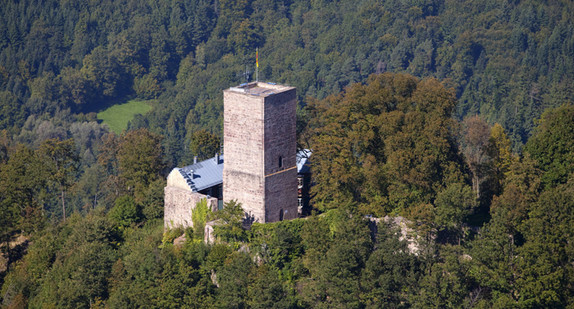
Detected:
[{"left": 97, "top": 99, "right": 153, "bottom": 134}]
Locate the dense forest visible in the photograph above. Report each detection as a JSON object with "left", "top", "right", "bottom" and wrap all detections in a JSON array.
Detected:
[
  {"left": 2, "top": 75, "right": 574, "bottom": 308},
  {"left": 1, "top": 0, "right": 574, "bottom": 307},
  {"left": 1, "top": 0, "right": 573, "bottom": 156}
]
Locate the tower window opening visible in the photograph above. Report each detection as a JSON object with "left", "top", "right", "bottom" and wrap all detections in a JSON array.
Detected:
[
  {"left": 279, "top": 156, "right": 283, "bottom": 168},
  {"left": 279, "top": 209, "right": 284, "bottom": 221}
]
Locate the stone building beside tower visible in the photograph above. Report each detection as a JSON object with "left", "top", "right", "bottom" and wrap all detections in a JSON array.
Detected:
[{"left": 164, "top": 82, "right": 310, "bottom": 230}]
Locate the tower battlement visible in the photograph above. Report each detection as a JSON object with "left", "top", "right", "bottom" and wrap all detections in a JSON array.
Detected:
[{"left": 228, "top": 82, "right": 293, "bottom": 96}]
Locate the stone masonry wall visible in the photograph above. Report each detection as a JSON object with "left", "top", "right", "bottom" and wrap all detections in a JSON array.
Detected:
[
  {"left": 222, "top": 83, "right": 297, "bottom": 223},
  {"left": 222, "top": 89, "right": 265, "bottom": 222},
  {"left": 164, "top": 186, "right": 217, "bottom": 230},
  {"left": 265, "top": 169, "right": 298, "bottom": 221},
  {"left": 263, "top": 88, "right": 297, "bottom": 222}
]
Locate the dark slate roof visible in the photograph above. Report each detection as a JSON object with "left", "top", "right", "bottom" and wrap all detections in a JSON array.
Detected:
[
  {"left": 296, "top": 149, "right": 312, "bottom": 174},
  {"left": 178, "top": 155, "right": 224, "bottom": 192},
  {"left": 176, "top": 150, "right": 311, "bottom": 192}
]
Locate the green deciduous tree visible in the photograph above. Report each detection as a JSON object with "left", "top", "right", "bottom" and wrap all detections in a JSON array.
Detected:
[
  {"left": 208, "top": 200, "right": 247, "bottom": 243},
  {"left": 434, "top": 182, "right": 477, "bottom": 243},
  {"left": 247, "top": 265, "right": 293, "bottom": 309},
  {"left": 133, "top": 74, "right": 163, "bottom": 99},
  {"left": 524, "top": 104, "right": 574, "bottom": 188},
  {"left": 70, "top": 164, "right": 107, "bottom": 213},
  {"left": 484, "top": 123, "right": 516, "bottom": 201},
  {"left": 513, "top": 181, "right": 574, "bottom": 307},
  {"left": 215, "top": 251, "right": 253, "bottom": 309},
  {"left": 0, "top": 144, "right": 45, "bottom": 269},
  {"left": 361, "top": 222, "right": 420, "bottom": 308},
  {"left": 38, "top": 138, "right": 79, "bottom": 221},
  {"left": 139, "top": 178, "right": 166, "bottom": 221},
  {"left": 411, "top": 247, "right": 472, "bottom": 308},
  {"left": 301, "top": 210, "right": 372, "bottom": 308},
  {"left": 490, "top": 155, "right": 542, "bottom": 239},
  {"left": 117, "top": 128, "right": 165, "bottom": 203},
  {"left": 460, "top": 115, "right": 491, "bottom": 200},
  {"left": 20, "top": 213, "right": 119, "bottom": 308},
  {"left": 470, "top": 208, "right": 523, "bottom": 306},
  {"left": 189, "top": 129, "right": 221, "bottom": 161},
  {"left": 107, "top": 222, "right": 164, "bottom": 307},
  {"left": 227, "top": 19, "right": 262, "bottom": 57},
  {"left": 59, "top": 67, "right": 94, "bottom": 107},
  {"left": 108, "top": 195, "right": 141, "bottom": 229},
  {"left": 469, "top": 155, "right": 547, "bottom": 307},
  {"left": 309, "top": 73, "right": 463, "bottom": 216}
]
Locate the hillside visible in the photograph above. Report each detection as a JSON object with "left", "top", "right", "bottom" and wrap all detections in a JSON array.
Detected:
[
  {"left": 1, "top": 0, "right": 574, "bottom": 307},
  {"left": 1, "top": 78, "right": 573, "bottom": 307},
  {"left": 1, "top": 0, "right": 573, "bottom": 162}
]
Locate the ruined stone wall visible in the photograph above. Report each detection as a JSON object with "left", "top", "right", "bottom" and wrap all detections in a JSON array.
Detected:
[{"left": 164, "top": 186, "right": 217, "bottom": 230}]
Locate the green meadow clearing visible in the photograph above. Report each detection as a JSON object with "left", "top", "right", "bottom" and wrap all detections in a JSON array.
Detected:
[{"left": 97, "top": 99, "right": 153, "bottom": 134}]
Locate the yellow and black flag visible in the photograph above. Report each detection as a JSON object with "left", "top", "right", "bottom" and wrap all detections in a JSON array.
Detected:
[{"left": 256, "top": 48, "right": 259, "bottom": 81}]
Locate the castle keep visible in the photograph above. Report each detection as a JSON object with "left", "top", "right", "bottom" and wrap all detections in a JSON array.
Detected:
[
  {"left": 223, "top": 82, "right": 298, "bottom": 222},
  {"left": 164, "top": 82, "right": 309, "bottom": 230}
]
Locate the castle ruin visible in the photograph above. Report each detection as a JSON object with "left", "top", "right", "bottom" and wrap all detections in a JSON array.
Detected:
[{"left": 164, "top": 82, "right": 309, "bottom": 230}]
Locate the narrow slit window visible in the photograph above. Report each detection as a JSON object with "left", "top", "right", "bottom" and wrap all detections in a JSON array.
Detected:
[{"left": 279, "top": 156, "right": 283, "bottom": 168}]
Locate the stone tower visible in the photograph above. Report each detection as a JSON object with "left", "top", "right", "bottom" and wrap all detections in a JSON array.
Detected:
[{"left": 223, "top": 82, "right": 297, "bottom": 223}]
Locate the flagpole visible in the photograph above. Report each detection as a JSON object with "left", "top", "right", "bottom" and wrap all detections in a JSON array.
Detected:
[{"left": 256, "top": 48, "right": 259, "bottom": 82}]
